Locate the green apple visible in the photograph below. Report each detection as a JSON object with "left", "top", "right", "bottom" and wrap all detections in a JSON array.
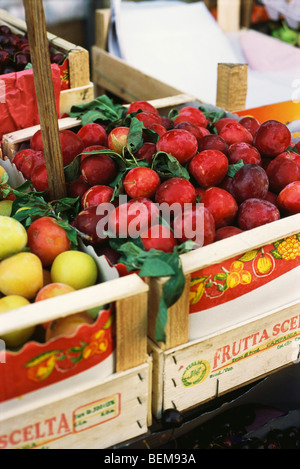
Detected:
[
  {"left": 51, "top": 250, "right": 98, "bottom": 290},
  {"left": 0, "top": 295, "right": 35, "bottom": 348},
  {"left": 0, "top": 216, "right": 28, "bottom": 260}
]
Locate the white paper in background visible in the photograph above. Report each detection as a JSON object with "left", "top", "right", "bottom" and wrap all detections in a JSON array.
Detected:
[
  {"left": 109, "top": 0, "right": 300, "bottom": 108},
  {"left": 108, "top": 0, "right": 242, "bottom": 106}
]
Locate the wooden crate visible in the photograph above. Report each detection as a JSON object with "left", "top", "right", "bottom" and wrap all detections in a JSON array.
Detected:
[
  {"left": 0, "top": 274, "right": 152, "bottom": 449},
  {"left": 3, "top": 94, "right": 300, "bottom": 421},
  {"left": 0, "top": 8, "right": 94, "bottom": 115}
]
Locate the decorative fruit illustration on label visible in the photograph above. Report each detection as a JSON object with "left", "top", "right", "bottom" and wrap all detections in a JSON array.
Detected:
[{"left": 253, "top": 251, "right": 275, "bottom": 277}]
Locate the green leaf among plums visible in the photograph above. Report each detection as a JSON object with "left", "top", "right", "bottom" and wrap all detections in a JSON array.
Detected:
[
  {"left": 69, "top": 94, "right": 127, "bottom": 126},
  {"left": 227, "top": 159, "right": 244, "bottom": 178},
  {"left": 151, "top": 151, "right": 190, "bottom": 180},
  {"left": 109, "top": 236, "right": 194, "bottom": 342}
]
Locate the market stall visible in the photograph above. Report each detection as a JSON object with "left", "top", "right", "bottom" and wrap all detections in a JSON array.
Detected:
[{"left": 0, "top": 0, "right": 299, "bottom": 451}]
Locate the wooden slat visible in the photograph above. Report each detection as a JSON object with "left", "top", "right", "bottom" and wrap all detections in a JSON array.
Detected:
[
  {"left": 2, "top": 117, "right": 81, "bottom": 161},
  {"left": 217, "top": 0, "right": 241, "bottom": 32},
  {"left": 116, "top": 288, "right": 148, "bottom": 371},
  {"left": 147, "top": 275, "right": 191, "bottom": 350},
  {"left": 216, "top": 63, "right": 248, "bottom": 112},
  {"left": 95, "top": 8, "right": 111, "bottom": 50},
  {"left": 23, "top": 0, "right": 67, "bottom": 200}
]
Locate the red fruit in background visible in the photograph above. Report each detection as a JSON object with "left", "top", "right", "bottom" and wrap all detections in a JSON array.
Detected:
[
  {"left": 197, "top": 134, "right": 229, "bottom": 155},
  {"left": 218, "top": 175, "right": 233, "bottom": 194},
  {"left": 266, "top": 156, "right": 300, "bottom": 194},
  {"left": 239, "top": 116, "right": 260, "bottom": 136},
  {"left": 214, "top": 117, "right": 237, "bottom": 133},
  {"left": 0, "top": 49, "right": 10, "bottom": 65},
  {"left": 27, "top": 217, "right": 71, "bottom": 267},
  {"left": 126, "top": 100, "right": 159, "bottom": 116},
  {"left": 30, "top": 164, "right": 49, "bottom": 192},
  {"left": 155, "top": 177, "right": 197, "bottom": 211},
  {"left": 108, "top": 197, "right": 160, "bottom": 238},
  {"left": 12, "top": 148, "right": 41, "bottom": 172},
  {"left": 214, "top": 226, "right": 243, "bottom": 241},
  {"left": 134, "top": 111, "right": 162, "bottom": 128},
  {"left": 231, "top": 164, "right": 269, "bottom": 203},
  {"left": 264, "top": 191, "right": 278, "bottom": 206},
  {"left": 108, "top": 126, "right": 129, "bottom": 154},
  {"left": 156, "top": 129, "right": 198, "bottom": 165},
  {"left": 140, "top": 224, "right": 178, "bottom": 253},
  {"left": 173, "top": 106, "right": 207, "bottom": 128},
  {"left": 253, "top": 120, "right": 291, "bottom": 157},
  {"left": 81, "top": 154, "right": 118, "bottom": 186},
  {"left": 134, "top": 142, "right": 156, "bottom": 164},
  {"left": 218, "top": 122, "right": 253, "bottom": 146},
  {"left": 82, "top": 185, "right": 114, "bottom": 209},
  {"left": 237, "top": 198, "right": 280, "bottom": 230},
  {"left": 195, "top": 186, "right": 206, "bottom": 199},
  {"left": 81, "top": 145, "right": 108, "bottom": 162},
  {"left": 227, "top": 142, "right": 262, "bottom": 166},
  {"left": 68, "top": 175, "right": 90, "bottom": 199},
  {"left": 174, "top": 121, "right": 210, "bottom": 148},
  {"left": 276, "top": 150, "right": 300, "bottom": 168},
  {"left": 149, "top": 123, "right": 167, "bottom": 138},
  {"left": 277, "top": 181, "right": 300, "bottom": 215},
  {"left": 73, "top": 205, "right": 109, "bottom": 245},
  {"left": 77, "top": 123, "right": 108, "bottom": 147},
  {"left": 124, "top": 167, "right": 161, "bottom": 199},
  {"left": 161, "top": 117, "right": 174, "bottom": 130},
  {"left": 30, "top": 129, "right": 84, "bottom": 166},
  {"left": 201, "top": 187, "right": 238, "bottom": 228},
  {"left": 172, "top": 205, "right": 215, "bottom": 246},
  {"left": 18, "top": 150, "right": 45, "bottom": 180},
  {"left": 189, "top": 150, "right": 228, "bottom": 188}
]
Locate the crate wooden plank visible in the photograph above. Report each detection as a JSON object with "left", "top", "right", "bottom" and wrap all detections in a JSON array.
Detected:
[
  {"left": 148, "top": 299, "right": 300, "bottom": 418},
  {"left": 59, "top": 82, "right": 95, "bottom": 116},
  {"left": 92, "top": 45, "right": 183, "bottom": 103},
  {"left": 1, "top": 117, "right": 81, "bottom": 161},
  {"left": 0, "top": 358, "right": 152, "bottom": 449}
]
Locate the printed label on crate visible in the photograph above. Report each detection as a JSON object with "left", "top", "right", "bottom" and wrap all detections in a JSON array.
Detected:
[
  {"left": 176, "top": 308, "right": 300, "bottom": 392},
  {"left": 188, "top": 235, "right": 300, "bottom": 340},
  {"left": 0, "top": 393, "right": 120, "bottom": 449},
  {"left": 73, "top": 393, "right": 120, "bottom": 432},
  {"left": 0, "top": 307, "right": 115, "bottom": 402}
]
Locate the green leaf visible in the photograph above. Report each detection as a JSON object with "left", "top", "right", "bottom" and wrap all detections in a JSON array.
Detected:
[
  {"left": 108, "top": 236, "right": 193, "bottom": 343},
  {"left": 227, "top": 159, "right": 244, "bottom": 178},
  {"left": 151, "top": 151, "right": 190, "bottom": 180},
  {"left": 69, "top": 95, "right": 127, "bottom": 126},
  {"left": 126, "top": 117, "right": 144, "bottom": 154}
]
